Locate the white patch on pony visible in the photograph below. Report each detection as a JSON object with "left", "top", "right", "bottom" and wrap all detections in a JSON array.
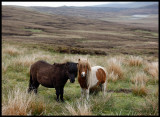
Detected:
[{"left": 81, "top": 72, "right": 86, "bottom": 77}]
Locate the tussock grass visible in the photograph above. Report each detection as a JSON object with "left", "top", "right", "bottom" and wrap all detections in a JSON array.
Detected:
[
  {"left": 131, "top": 72, "right": 148, "bottom": 84},
  {"left": 13, "top": 52, "right": 53, "bottom": 67},
  {"left": 144, "top": 62, "right": 158, "bottom": 83},
  {"left": 128, "top": 56, "right": 143, "bottom": 66},
  {"left": 108, "top": 71, "right": 118, "bottom": 82},
  {"left": 2, "top": 88, "right": 33, "bottom": 115},
  {"left": 2, "top": 44, "right": 26, "bottom": 56},
  {"left": 2, "top": 46, "right": 21, "bottom": 56},
  {"left": 65, "top": 100, "right": 92, "bottom": 115},
  {"left": 2, "top": 62, "right": 8, "bottom": 73},
  {"left": 13, "top": 56, "right": 36, "bottom": 67},
  {"left": 154, "top": 88, "right": 159, "bottom": 97},
  {"left": 107, "top": 58, "right": 124, "bottom": 81},
  {"left": 131, "top": 72, "right": 148, "bottom": 96},
  {"left": 132, "top": 83, "right": 148, "bottom": 96},
  {"left": 2, "top": 88, "right": 46, "bottom": 115}
]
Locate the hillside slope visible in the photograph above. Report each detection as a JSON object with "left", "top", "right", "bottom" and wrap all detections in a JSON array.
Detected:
[{"left": 2, "top": 5, "right": 158, "bottom": 56}]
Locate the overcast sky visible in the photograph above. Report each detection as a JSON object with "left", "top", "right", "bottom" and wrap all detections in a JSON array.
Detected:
[{"left": 2, "top": 2, "right": 131, "bottom": 7}]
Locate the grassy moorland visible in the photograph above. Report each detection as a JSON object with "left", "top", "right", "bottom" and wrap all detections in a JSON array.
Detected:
[
  {"left": 2, "top": 5, "right": 159, "bottom": 116},
  {"left": 2, "top": 42, "right": 158, "bottom": 115}
]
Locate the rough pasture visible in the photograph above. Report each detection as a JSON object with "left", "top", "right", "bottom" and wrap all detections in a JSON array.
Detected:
[{"left": 2, "top": 42, "right": 158, "bottom": 115}]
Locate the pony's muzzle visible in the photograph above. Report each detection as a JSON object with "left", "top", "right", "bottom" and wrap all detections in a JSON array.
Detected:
[
  {"left": 70, "top": 80, "right": 75, "bottom": 83},
  {"left": 81, "top": 72, "right": 86, "bottom": 77},
  {"left": 69, "top": 75, "right": 75, "bottom": 83}
]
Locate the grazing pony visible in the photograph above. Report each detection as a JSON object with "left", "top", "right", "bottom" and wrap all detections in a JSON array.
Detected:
[
  {"left": 28, "top": 60, "right": 78, "bottom": 102},
  {"left": 78, "top": 59, "right": 107, "bottom": 100}
]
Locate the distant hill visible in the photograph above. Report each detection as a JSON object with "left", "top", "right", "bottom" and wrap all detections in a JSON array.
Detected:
[
  {"left": 119, "top": 4, "right": 159, "bottom": 15},
  {"left": 27, "top": 2, "right": 158, "bottom": 20},
  {"left": 93, "top": 2, "right": 158, "bottom": 8}
]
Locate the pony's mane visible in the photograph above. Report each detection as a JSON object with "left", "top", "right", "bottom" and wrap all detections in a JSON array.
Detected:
[{"left": 78, "top": 60, "right": 91, "bottom": 71}]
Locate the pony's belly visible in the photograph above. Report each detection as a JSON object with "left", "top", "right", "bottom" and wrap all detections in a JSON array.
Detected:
[
  {"left": 41, "top": 83, "right": 54, "bottom": 88},
  {"left": 38, "top": 76, "right": 54, "bottom": 88}
]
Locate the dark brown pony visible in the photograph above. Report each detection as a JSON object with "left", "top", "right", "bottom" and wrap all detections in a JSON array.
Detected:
[{"left": 28, "top": 60, "right": 78, "bottom": 102}]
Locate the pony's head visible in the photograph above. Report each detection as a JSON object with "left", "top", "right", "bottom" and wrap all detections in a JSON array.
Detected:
[
  {"left": 78, "top": 59, "right": 91, "bottom": 78},
  {"left": 65, "top": 62, "right": 78, "bottom": 83}
]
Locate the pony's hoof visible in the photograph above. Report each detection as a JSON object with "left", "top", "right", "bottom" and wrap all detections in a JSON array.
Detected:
[
  {"left": 56, "top": 99, "right": 60, "bottom": 102},
  {"left": 61, "top": 100, "right": 65, "bottom": 103}
]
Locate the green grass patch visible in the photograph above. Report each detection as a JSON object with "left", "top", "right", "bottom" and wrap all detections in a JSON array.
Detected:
[
  {"left": 2, "top": 41, "right": 158, "bottom": 115},
  {"left": 24, "top": 28, "right": 43, "bottom": 33}
]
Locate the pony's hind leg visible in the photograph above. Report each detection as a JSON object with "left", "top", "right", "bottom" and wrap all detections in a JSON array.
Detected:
[
  {"left": 33, "top": 82, "right": 39, "bottom": 94},
  {"left": 28, "top": 75, "right": 39, "bottom": 94},
  {"left": 28, "top": 74, "right": 34, "bottom": 93}
]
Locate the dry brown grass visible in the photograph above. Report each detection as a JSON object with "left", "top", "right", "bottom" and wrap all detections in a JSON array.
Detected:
[
  {"left": 131, "top": 72, "right": 149, "bottom": 96},
  {"left": 107, "top": 58, "right": 124, "bottom": 80},
  {"left": 131, "top": 72, "right": 148, "bottom": 84},
  {"left": 154, "top": 88, "right": 159, "bottom": 97},
  {"left": 2, "top": 88, "right": 33, "bottom": 115},
  {"left": 2, "top": 88, "right": 46, "bottom": 115},
  {"left": 13, "top": 56, "right": 36, "bottom": 67},
  {"left": 144, "top": 62, "right": 158, "bottom": 83},
  {"left": 29, "top": 100, "right": 46, "bottom": 115},
  {"left": 65, "top": 101, "right": 92, "bottom": 115},
  {"left": 128, "top": 56, "right": 143, "bottom": 66},
  {"left": 108, "top": 71, "right": 118, "bottom": 82},
  {"left": 132, "top": 83, "right": 148, "bottom": 96},
  {"left": 2, "top": 45, "right": 21, "bottom": 56},
  {"left": 13, "top": 52, "right": 53, "bottom": 67},
  {"left": 2, "top": 62, "right": 8, "bottom": 73}
]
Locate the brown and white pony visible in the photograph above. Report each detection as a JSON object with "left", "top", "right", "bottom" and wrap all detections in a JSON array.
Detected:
[{"left": 77, "top": 59, "right": 107, "bottom": 100}]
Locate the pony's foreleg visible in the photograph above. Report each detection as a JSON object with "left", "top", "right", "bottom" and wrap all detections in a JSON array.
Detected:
[
  {"left": 56, "top": 87, "right": 60, "bottom": 102},
  {"left": 81, "top": 88, "right": 85, "bottom": 99},
  {"left": 86, "top": 89, "right": 89, "bottom": 100},
  {"left": 60, "top": 87, "right": 64, "bottom": 102}
]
